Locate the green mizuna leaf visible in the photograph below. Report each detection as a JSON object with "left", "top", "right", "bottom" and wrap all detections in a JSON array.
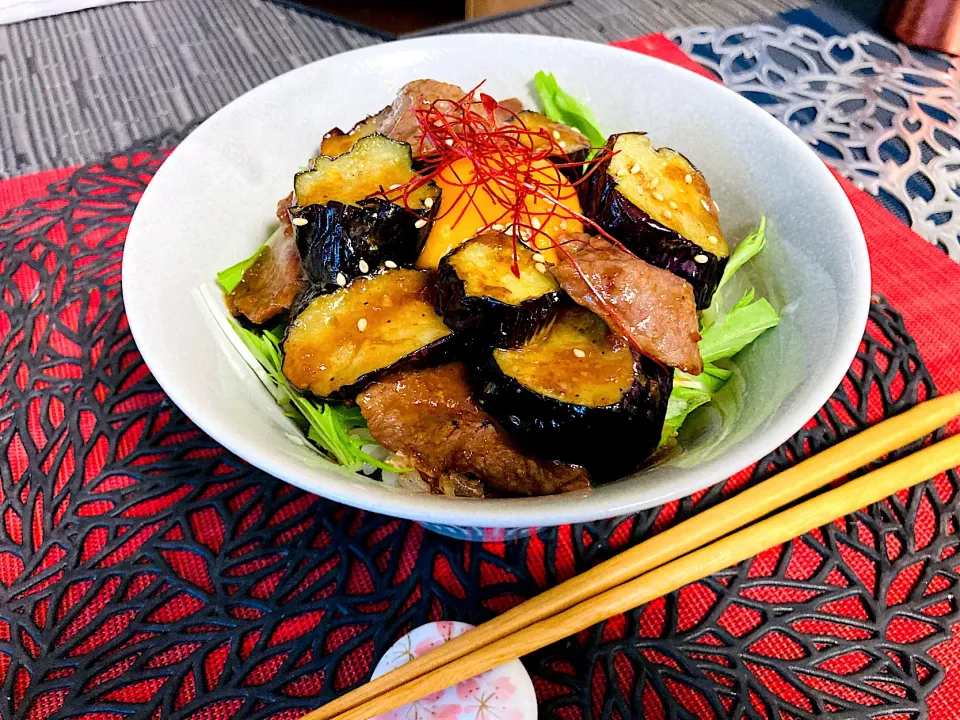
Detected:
[
  {"left": 217, "top": 246, "right": 263, "bottom": 293},
  {"left": 226, "top": 320, "right": 398, "bottom": 471},
  {"left": 217, "top": 226, "right": 288, "bottom": 293}
]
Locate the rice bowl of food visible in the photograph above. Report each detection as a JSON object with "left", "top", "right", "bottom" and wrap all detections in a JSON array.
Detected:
[{"left": 122, "top": 34, "right": 869, "bottom": 539}]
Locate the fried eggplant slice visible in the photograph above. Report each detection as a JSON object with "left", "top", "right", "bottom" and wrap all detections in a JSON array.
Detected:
[
  {"left": 294, "top": 133, "right": 440, "bottom": 209},
  {"left": 292, "top": 198, "right": 435, "bottom": 301},
  {"left": 282, "top": 269, "right": 454, "bottom": 400},
  {"left": 435, "top": 232, "right": 561, "bottom": 347},
  {"left": 225, "top": 227, "right": 305, "bottom": 325},
  {"left": 474, "top": 305, "right": 672, "bottom": 479},
  {"left": 358, "top": 363, "right": 591, "bottom": 497},
  {"left": 582, "top": 132, "right": 729, "bottom": 308},
  {"left": 320, "top": 106, "right": 390, "bottom": 158},
  {"left": 511, "top": 110, "right": 591, "bottom": 176},
  {"left": 550, "top": 233, "right": 702, "bottom": 374}
]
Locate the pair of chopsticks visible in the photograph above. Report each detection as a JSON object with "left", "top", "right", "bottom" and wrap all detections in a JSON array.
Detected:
[{"left": 307, "top": 392, "right": 960, "bottom": 720}]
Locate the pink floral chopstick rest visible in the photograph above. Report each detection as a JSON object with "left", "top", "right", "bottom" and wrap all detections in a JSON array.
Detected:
[{"left": 371, "top": 621, "right": 538, "bottom": 720}]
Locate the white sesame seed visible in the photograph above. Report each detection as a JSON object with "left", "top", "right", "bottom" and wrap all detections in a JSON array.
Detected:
[
  {"left": 552, "top": 130, "right": 561, "bottom": 140},
  {"left": 713, "top": 200, "right": 720, "bottom": 212},
  {"left": 694, "top": 254, "right": 708, "bottom": 264},
  {"left": 422, "top": 99, "right": 431, "bottom": 104},
  {"left": 291, "top": 217, "right": 308, "bottom": 226},
  {"left": 389, "top": 184, "right": 402, "bottom": 190},
  {"left": 669, "top": 201, "right": 678, "bottom": 210},
  {"left": 571, "top": 127, "right": 581, "bottom": 134},
  {"left": 653, "top": 192, "right": 665, "bottom": 202},
  {"left": 559, "top": 141, "right": 567, "bottom": 149},
  {"left": 630, "top": 162, "right": 641, "bottom": 175},
  {"left": 357, "top": 318, "right": 368, "bottom": 331},
  {"left": 384, "top": 260, "right": 398, "bottom": 269},
  {"left": 423, "top": 197, "right": 434, "bottom": 208},
  {"left": 336, "top": 272, "right": 347, "bottom": 287},
  {"left": 573, "top": 348, "right": 586, "bottom": 358},
  {"left": 560, "top": 220, "right": 568, "bottom": 230},
  {"left": 707, "top": 235, "right": 719, "bottom": 245},
  {"left": 358, "top": 259, "right": 369, "bottom": 273},
  {"left": 701, "top": 199, "right": 711, "bottom": 212},
  {"left": 535, "top": 262, "right": 547, "bottom": 274},
  {"left": 492, "top": 223, "right": 504, "bottom": 231},
  {"left": 532, "top": 252, "right": 545, "bottom": 262},
  {"left": 634, "top": 186, "right": 643, "bottom": 195},
  {"left": 414, "top": 219, "right": 427, "bottom": 228},
  {"left": 649, "top": 177, "right": 660, "bottom": 188},
  {"left": 684, "top": 173, "right": 693, "bottom": 184},
  {"left": 520, "top": 228, "right": 532, "bottom": 240},
  {"left": 531, "top": 217, "right": 542, "bottom": 229},
  {"left": 445, "top": 138, "right": 454, "bottom": 146},
  {"left": 476, "top": 226, "right": 487, "bottom": 235},
  {"left": 663, "top": 210, "right": 673, "bottom": 219}
]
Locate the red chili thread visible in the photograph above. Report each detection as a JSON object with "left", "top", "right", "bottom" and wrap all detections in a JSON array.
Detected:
[{"left": 373, "top": 81, "right": 647, "bottom": 353}]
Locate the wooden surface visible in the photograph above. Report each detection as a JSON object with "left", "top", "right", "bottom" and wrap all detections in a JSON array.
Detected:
[{"left": 466, "top": 0, "right": 551, "bottom": 20}]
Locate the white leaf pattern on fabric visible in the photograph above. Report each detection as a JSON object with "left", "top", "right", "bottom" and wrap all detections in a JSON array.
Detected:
[{"left": 672, "top": 24, "right": 960, "bottom": 260}]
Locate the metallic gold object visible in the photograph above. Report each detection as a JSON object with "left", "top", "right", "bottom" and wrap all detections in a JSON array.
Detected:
[{"left": 884, "top": 0, "right": 960, "bottom": 55}]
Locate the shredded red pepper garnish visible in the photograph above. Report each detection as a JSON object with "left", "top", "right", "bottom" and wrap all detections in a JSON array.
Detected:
[{"left": 373, "top": 80, "right": 650, "bottom": 357}]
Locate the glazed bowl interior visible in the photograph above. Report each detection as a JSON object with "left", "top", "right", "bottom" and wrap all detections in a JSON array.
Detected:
[{"left": 122, "top": 34, "right": 869, "bottom": 532}]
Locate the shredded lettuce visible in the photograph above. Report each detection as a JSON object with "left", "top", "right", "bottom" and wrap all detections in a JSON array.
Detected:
[
  {"left": 718, "top": 217, "right": 768, "bottom": 293},
  {"left": 699, "top": 293, "right": 779, "bottom": 363},
  {"left": 662, "top": 219, "right": 779, "bottom": 441},
  {"left": 228, "top": 319, "right": 398, "bottom": 471},
  {"left": 533, "top": 71, "right": 606, "bottom": 150},
  {"left": 701, "top": 217, "right": 768, "bottom": 329}
]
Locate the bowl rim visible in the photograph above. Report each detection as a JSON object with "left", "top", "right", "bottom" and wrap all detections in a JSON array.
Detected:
[{"left": 123, "top": 32, "right": 871, "bottom": 529}]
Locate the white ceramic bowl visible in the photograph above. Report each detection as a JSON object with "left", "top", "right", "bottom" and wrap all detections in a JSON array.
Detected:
[{"left": 123, "top": 34, "right": 869, "bottom": 539}]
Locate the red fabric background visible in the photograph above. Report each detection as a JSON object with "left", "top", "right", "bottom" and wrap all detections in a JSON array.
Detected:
[{"left": 0, "top": 167, "right": 76, "bottom": 215}]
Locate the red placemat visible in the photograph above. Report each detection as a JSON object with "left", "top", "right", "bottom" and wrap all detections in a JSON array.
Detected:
[{"left": 1, "top": 35, "right": 960, "bottom": 720}]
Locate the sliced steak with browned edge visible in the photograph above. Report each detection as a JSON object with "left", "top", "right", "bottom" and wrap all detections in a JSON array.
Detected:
[
  {"left": 550, "top": 233, "right": 703, "bottom": 375},
  {"left": 357, "top": 363, "right": 591, "bottom": 497}
]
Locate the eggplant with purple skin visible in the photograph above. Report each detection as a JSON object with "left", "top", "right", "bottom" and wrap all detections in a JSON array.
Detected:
[
  {"left": 282, "top": 269, "right": 454, "bottom": 401},
  {"left": 294, "top": 133, "right": 440, "bottom": 209},
  {"left": 510, "top": 111, "right": 591, "bottom": 181},
  {"left": 291, "top": 197, "right": 436, "bottom": 306},
  {"left": 319, "top": 106, "right": 389, "bottom": 158},
  {"left": 289, "top": 130, "right": 441, "bottom": 313},
  {"left": 581, "top": 133, "right": 729, "bottom": 308},
  {"left": 473, "top": 305, "right": 672, "bottom": 479},
  {"left": 435, "top": 232, "right": 561, "bottom": 348}
]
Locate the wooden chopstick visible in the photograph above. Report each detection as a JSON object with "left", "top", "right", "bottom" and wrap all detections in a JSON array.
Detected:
[
  {"left": 324, "top": 430, "right": 960, "bottom": 720},
  {"left": 307, "top": 391, "right": 960, "bottom": 720}
]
